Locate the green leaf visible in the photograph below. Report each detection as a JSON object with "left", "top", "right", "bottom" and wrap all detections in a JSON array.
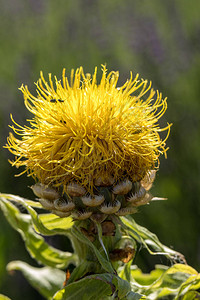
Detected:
[
  {"left": 120, "top": 216, "right": 183, "bottom": 261},
  {"left": 53, "top": 273, "right": 131, "bottom": 300},
  {"left": 53, "top": 273, "right": 113, "bottom": 300},
  {"left": 66, "top": 261, "right": 95, "bottom": 285},
  {"left": 0, "top": 193, "right": 43, "bottom": 208},
  {"left": 0, "top": 193, "right": 73, "bottom": 236},
  {"left": 0, "top": 295, "right": 11, "bottom": 300},
  {"left": 128, "top": 264, "right": 200, "bottom": 299},
  {"left": 66, "top": 260, "right": 109, "bottom": 287},
  {"left": 130, "top": 265, "right": 167, "bottom": 286},
  {"left": 118, "top": 260, "right": 136, "bottom": 283},
  {"left": 7, "top": 261, "right": 65, "bottom": 300},
  {"left": 121, "top": 291, "right": 146, "bottom": 300},
  {"left": 38, "top": 213, "right": 73, "bottom": 232},
  {"left": 0, "top": 197, "right": 76, "bottom": 268},
  {"left": 150, "top": 264, "right": 197, "bottom": 290},
  {"left": 175, "top": 273, "right": 200, "bottom": 299},
  {"left": 182, "top": 291, "right": 200, "bottom": 300},
  {"left": 112, "top": 275, "right": 131, "bottom": 298}
]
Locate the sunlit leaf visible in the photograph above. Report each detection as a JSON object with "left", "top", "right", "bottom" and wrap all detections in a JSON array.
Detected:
[
  {"left": 0, "top": 295, "right": 11, "bottom": 300},
  {"left": 130, "top": 265, "right": 167, "bottom": 285},
  {"left": 0, "top": 193, "right": 73, "bottom": 236},
  {"left": 7, "top": 261, "right": 65, "bottom": 300},
  {"left": 0, "top": 197, "right": 76, "bottom": 268},
  {"left": 128, "top": 264, "right": 200, "bottom": 299},
  {"left": 150, "top": 264, "right": 197, "bottom": 290},
  {"left": 38, "top": 213, "right": 73, "bottom": 233},
  {"left": 53, "top": 273, "right": 132, "bottom": 300},
  {"left": 182, "top": 290, "right": 200, "bottom": 300},
  {"left": 175, "top": 273, "right": 200, "bottom": 299}
]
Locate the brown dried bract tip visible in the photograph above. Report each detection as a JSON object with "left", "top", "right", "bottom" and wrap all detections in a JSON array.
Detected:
[
  {"left": 127, "top": 186, "right": 147, "bottom": 204},
  {"left": 141, "top": 170, "right": 156, "bottom": 191},
  {"left": 81, "top": 195, "right": 104, "bottom": 207},
  {"left": 39, "top": 198, "right": 55, "bottom": 210},
  {"left": 72, "top": 210, "right": 92, "bottom": 220},
  {"left": 52, "top": 210, "right": 71, "bottom": 218},
  {"left": 101, "top": 220, "right": 116, "bottom": 236},
  {"left": 31, "top": 183, "right": 60, "bottom": 201},
  {"left": 80, "top": 227, "right": 95, "bottom": 242},
  {"left": 110, "top": 246, "right": 135, "bottom": 263},
  {"left": 94, "top": 176, "right": 115, "bottom": 187},
  {"left": 90, "top": 213, "right": 107, "bottom": 223},
  {"left": 115, "top": 206, "right": 138, "bottom": 216},
  {"left": 131, "top": 193, "right": 153, "bottom": 207},
  {"left": 112, "top": 179, "right": 132, "bottom": 195},
  {"left": 99, "top": 201, "right": 121, "bottom": 214},
  {"left": 54, "top": 198, "right": 75, "bottom": 212},
  {"left": 66, "top": 182, "right": 86, "bottom": 197}
]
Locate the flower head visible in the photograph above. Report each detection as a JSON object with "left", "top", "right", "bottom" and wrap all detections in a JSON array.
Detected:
[{"left": 6, "top": 65, "right": 170, "bottom": 193}]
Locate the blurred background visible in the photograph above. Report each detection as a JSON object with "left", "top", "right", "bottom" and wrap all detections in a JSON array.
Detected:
[{"left": 0, "top": 0, "right": 200, "bottom": 298}]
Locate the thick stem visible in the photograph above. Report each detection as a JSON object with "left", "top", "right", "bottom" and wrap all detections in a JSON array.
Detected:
[{"left": 67, "top": 217, "right": 123, "bottom": 283}]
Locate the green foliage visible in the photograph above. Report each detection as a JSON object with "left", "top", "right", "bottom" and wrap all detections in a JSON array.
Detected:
[
  {"left": 53, "top": 273, "right": 132, "bottom": 300},
  {"left": 7, "top": 261, "right": 65, "bottom": 300},
  {"left": 0, "top": 193, "right": 74, "bottom": 236},
  {"left": 1, "top": 193, "right": 200, "bottom": 299},
  {"left": 119, "top": 216, "right": 181, "bottom": 261},
  {"left": 124, "top": 264, "right": 200, "bottom": 299},
  {"left": 0, "top": 196, "right": 76, "bottom": 269},
  {"left": 53, "top": 274, "right": 113, "bottom": 300}
]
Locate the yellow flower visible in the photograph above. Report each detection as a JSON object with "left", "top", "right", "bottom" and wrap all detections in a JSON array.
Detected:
[{"left": 6, "top": 65, "right": 170, "bottom": 193}]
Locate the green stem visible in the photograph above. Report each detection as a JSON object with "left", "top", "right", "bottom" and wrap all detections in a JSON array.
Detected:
[
  {"left": 66, "top": 218, "right": 125, "bottom": 284},
  {"left": 95, "top": 221, "right": 109, "bottom": 261}
]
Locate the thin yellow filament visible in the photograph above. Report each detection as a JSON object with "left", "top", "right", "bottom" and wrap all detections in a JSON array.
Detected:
[{"left": 6, "top": 65, "right": 171, "bottom": 191}]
